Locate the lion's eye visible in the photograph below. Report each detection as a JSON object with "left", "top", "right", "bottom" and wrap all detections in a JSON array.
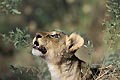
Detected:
[{"left": 50, "top": 34, "right": 60, "bottom": 38}]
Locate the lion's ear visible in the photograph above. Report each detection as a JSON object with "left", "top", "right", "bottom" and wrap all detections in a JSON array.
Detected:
[{"left": 66, "top": 33, "right": 84, "bottom": 53}]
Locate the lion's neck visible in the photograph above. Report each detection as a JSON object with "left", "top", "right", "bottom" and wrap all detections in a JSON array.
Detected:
[
  {"left": 47, "top": 55, "right": 85, "bottom": 80},
  {"left": 47, "top": 63, "right": 62, "bottom": 80}
]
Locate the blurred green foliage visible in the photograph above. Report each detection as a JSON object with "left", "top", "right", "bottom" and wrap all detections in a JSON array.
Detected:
[
  {"left": 102, "top": 0, "right": 120, "bottom": 79},
  {"left": 0, "top": 0, "right": 21, "bottom": 14},
  {"left": 103, "top": 51, "right": 120, "bottom": 70},
  {"left": 102, "top": 51, "right": 120, "bottom": 79},
  {"left": 8, "top": 63, "right": 50, "bottom": 80},
  {"left": 3, "top": 28, "right": 31, "bottom": 49},
  {"left": 107, "top": 0, "right": 120, "bottom": 19},
  {"left": 104, "top": 0, "right": 120, "bottom": 50}
]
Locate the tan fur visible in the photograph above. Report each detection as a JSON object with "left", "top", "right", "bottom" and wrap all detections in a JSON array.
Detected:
[{"left": 32, "top": 31, "right": 91, "bottom": 80}]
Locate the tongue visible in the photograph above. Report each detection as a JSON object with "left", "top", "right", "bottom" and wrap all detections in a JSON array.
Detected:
[
  {"left": 38, "top": 46, "right": 47, "bottom": 54},
  {"left": 33, "top": 45, "right": 47, "bottom": 54}
]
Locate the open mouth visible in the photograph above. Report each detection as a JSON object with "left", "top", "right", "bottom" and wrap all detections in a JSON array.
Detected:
[{"left": 33, "top": 45, "right": 47, "bottom": 54}]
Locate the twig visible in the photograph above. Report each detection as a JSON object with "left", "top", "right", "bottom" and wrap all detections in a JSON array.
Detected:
[
  {"left": 99, "top": 65, "right": 112, "bottom": 70},
  {"left": 82, "top": 68, "right": 90, "bottom": 79},
  {"left": 95, "top": 70, "right": 110, "bottom": 80}
]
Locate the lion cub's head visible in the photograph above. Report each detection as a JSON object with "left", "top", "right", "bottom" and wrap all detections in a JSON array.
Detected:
[{"left": 32, "top": 31, "right": 84, "bottom": 64}]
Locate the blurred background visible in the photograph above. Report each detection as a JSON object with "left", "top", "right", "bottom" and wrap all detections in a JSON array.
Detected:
[{"left": 0, "top": 0, "right": 120, "bottom": 80}]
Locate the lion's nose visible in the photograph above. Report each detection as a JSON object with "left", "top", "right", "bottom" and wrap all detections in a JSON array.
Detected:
[{"left": 36, "top": 34, "right": 42, "bottom": 38}]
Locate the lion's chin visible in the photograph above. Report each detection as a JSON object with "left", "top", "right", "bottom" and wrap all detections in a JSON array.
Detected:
[{"left": 32, "top": 48, "right": 43, "bottom": 56}]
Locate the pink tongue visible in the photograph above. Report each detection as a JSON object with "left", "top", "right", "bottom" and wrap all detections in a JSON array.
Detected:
[
  {"left": 38, "top": 46, "right": 47, "bottom": 54},
  {"left": 33, "top": 46, "right": 47, "bottom": 54}
]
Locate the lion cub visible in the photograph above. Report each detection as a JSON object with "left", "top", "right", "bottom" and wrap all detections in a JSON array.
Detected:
[{"left": 32, "top": 31, "right": 92, "bottom": 80}]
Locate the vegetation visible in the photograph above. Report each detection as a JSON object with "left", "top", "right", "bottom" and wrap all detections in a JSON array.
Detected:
[
  {"left": 104, "top": 0, "right": 120, "bottom": 50},
  {"left": 3, "top": 28, "right": 31, "bottom": 49},
  {"left": 0, "top": 0, "right": 21, "bottom": 14}
]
